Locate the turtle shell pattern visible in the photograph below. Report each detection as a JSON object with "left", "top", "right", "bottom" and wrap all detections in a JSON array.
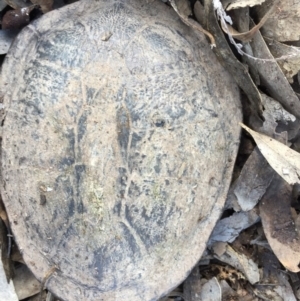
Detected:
[{"left": 0, "top": 0, "right": 242, "bottom": 300}]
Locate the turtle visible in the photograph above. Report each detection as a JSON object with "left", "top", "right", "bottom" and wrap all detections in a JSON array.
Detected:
[{"left": 0, "top": 0, "right": 242, "bottom": 300}]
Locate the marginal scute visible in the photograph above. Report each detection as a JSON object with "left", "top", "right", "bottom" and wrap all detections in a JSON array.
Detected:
[{"left": 0, "top": 0, "right": 242, "bottom": 300}]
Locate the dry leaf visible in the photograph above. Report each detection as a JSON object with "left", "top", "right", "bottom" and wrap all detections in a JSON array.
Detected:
[
  {"left": 273, "top": 273, "right": 298, "bottom": 301},
  {"left": 198, "top": 0, "right": 263, "bottom": 117},
  {"left": 257, "top": 0, "right": 300, "bottom": 41},
  {"left": 260, "top": 175, "right": 300, "bottom": 272},
  {"left": 220, "top": 280, "right": 239, "bottom": 300},
  {"left": 170, "top": 0, "right": 191, "bottom": 16},
  {"left": 200, "top": 277, "right": 221, "bottom": 301},
  {"left": 0, "top": 249, "right": 18, "bottom": 301},
  {"left": 221, "top": 2, "right": 275, "bottom": 42},
  {"left": 170, "top": 0, "right": 216, "bottom": 46},
  {"left": 234, "top": 148, "right": 274, "bottom": 211},
  {"left": 261, "top": 93, "right": 296, "bottom": 125},
  {"left": 254, "top": 271, "right": 297, "bottom": 300},
  {"left": 13, "top": 264, "right": 40, "bottom": 300},
  {"left": 211, "top": 242, "right": 227, "bottom": 257},
  {"left": 31, "top": 0, "right": 53, "bottom": 13},
  {"left": 253, "top": 244, "right": 297, "bottom": 299},
  {"left": 247, "top": 20, "right": 300, "bottom": 119},
  {"left": 213, "top": 244, "right": 260, "bottom": 284},
  {"left": 288, "top": 272, "right": 300, "bottom": 299},
  {"left": 209, "top": 210, "right": 260, "bottom": 245},
  {"left": 260, "top": 93, "right": 298, "bottom": 141},
  {"left": 241, "top": 123, "right": 300, "bottom": 185},
  {"left": 227, "top": 0, "right": 267, "bottom": 10},
  {"left": 265, "top": 37, "right": 300, "bottom": 83}
]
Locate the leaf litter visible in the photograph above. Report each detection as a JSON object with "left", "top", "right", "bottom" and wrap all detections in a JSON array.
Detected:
[
  {"left": 255, "top": 0, "right": 300, "bottom": 42},
  {"left": 241, "top": 123, "right": 300, "bottom": 186},
  {"left": 1, "top": 0, "right": 300, "bottom": 300},
  {"left": 226, "top": 0, "right": 267, "bottom": 10}
]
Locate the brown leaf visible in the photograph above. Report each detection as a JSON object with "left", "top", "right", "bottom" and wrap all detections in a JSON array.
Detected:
[
  {"left": 0, "top": 199, "right": 9, "bottom": 229},
  {"left": 256, "top": 0, "right": 300, "bottom": 42},
  {"left": 260, "top": 174, "right": 300, "bottom": 272},
  {"left": 220, "top": 1, "right": 276, "bottom": 42}
]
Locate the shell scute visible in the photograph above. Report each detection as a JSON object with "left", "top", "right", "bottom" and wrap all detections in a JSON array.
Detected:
[{"left": 0, "top": 1, "right": 242, "bottom": 300}]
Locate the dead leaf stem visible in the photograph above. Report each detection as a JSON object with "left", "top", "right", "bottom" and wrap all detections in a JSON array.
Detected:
[
  {"left": 221, "top": 1, "right": 276, "bottom": 42},
  {"left": 169, "top": 0, "right": 216, "bottom": 47}
]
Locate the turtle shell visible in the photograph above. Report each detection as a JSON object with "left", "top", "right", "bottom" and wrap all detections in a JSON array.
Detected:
[{"left": 0, "top": 0, "right": 242, "bottom": 300}]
